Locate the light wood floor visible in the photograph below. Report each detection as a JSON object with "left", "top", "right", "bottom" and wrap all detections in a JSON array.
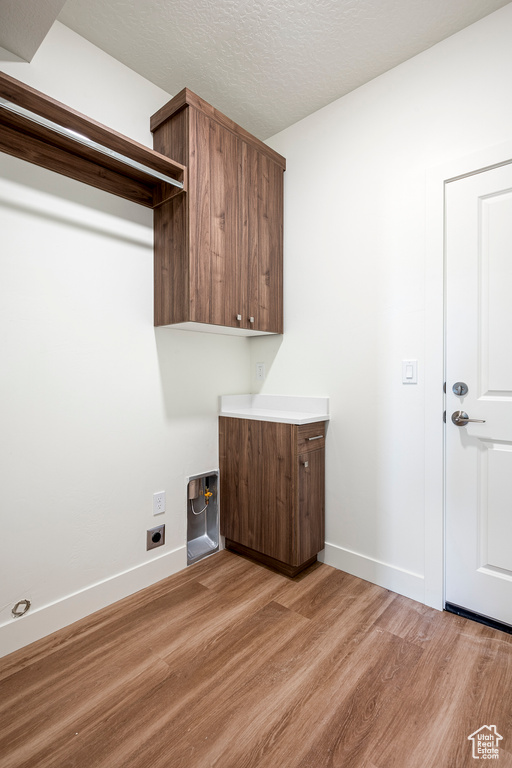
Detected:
[{"left": 1, "top": 550, "right": 512, "bottom": 768}]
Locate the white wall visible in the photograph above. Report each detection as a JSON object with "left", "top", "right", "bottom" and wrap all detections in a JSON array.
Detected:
[
  {"left": 4, "top": 6, "right": 512, "bottom": 657},
  {"left": 0, "top": 23, "right": 251, "bottom": 656},
  {"left": 254, "top": 3, "right": 512, "bottom": 605}
]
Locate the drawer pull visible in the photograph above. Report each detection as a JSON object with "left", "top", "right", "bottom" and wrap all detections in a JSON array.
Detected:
[
  {"left": 303, "top": 460, "right": 309, "bottom": 468},
  {"left": 307, "top": 435, "right": 323, "bottom": 441}
]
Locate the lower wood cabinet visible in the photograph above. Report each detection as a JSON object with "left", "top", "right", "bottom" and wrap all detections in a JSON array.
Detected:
[{"left": 219, "top": 416, "right": 325, "bottom": 576}]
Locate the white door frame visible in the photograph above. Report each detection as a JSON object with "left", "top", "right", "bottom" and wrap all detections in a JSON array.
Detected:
[{"left": 425, "top": 139, "right": 512, "bottom": 610}]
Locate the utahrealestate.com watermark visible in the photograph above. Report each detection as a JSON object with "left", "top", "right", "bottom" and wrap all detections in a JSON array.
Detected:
[{"left": 468, "top": 725, "right": 503, "bottom": 760}]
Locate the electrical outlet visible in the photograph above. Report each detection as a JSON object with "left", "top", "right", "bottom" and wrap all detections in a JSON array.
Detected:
[
  {"left": 256, "top": 362, "right": 265, "bottom": 381},
  {"left": 153, "top": 491, "right": 166, "bottom": 515},
  {"left": 147, "top": 524, "right": 165, "bottom": 550}
]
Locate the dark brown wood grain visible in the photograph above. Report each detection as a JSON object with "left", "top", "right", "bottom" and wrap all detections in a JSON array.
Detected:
[
  {"left": 150, "top": 87, "right": 286, "bottom": 170},
  {"left": 297, "top": 447, "right": 325, "bottom": 564},
  {"left": 153, "top": 193, "right": 188, "bottom": 325},
  {"left": 254, "top": 151, "right": 284, "bottom": 333},
  {"left": 220, "top": 417, "right": 294, "bottom": 563},
  {"left": 240, "top": 141, "right": 256, "bottom": 326},
  {"left": 250, "top": 419, "right": 295, "bottom": 563},
  {"left": 225, "top": 539, "right": 317, "bottom": 577},
  {"left": 188, "top": 106, "right": 212, "bottom": 324},
  {"left": 238, "top": 138, "right": 284, "bottom": 333},
  {"left": 0, "top": 71, "right": 186, "bottom": 208},
  {"left": 218, "top": 416, "right": 249, "bottom": 545},
  {"left": 209, "top": 118, "right": 241, "bottom": 327},
  {"left": 0, "top": 121, "right": 156, "bottom": 207},
  {"left": 151, "top": 89, "right": 284, "bottom": 332},
  {"left": 297, "top": 421, "right": 326, "bottom": 453},
  {"left": 153, "top": 108, "right": 189, "bottom": 325},
  {"left": 1, "top": 551, "right": 511, "bottom": 768},
  {"left": 219, "top": 417, "right": 325, "bottom": 572}
]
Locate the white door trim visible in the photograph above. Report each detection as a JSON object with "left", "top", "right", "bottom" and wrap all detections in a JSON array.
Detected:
[{"left": 425, "top": 140, "right": 512, "bottom": 610}]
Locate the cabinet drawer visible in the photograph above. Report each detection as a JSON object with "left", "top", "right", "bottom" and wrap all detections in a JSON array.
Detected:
[{"left": 297, "top": 422, "right": 326, "bottom": 453}]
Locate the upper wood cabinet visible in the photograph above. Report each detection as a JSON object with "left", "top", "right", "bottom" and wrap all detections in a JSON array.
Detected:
[{"left": 151, "top": 89, "right": 285, "bottom": 335}]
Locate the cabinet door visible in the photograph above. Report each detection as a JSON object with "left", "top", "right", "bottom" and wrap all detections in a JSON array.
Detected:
[
  {"left": 219, "top": 418, "right": 295, "bottom": 563},
  {"left": 254, "top": 420, "right": 295, "bottom": 562},
  {"left": 152, "top": 91, "right": 285, "bottom": 334},
  {"left": 296, "top": 448, "right": 325, "bottom": 565},
  {"left": 209, "top": 121, "right": 242, "bottom": 328},
  {"left": 219, "top": 416, "right": 250, "bottom": 545},
  {"left": 188, "top": 106, "right": 212, "bottom": 324},
  {"left": 241, "top": 145, "right": 284, "bottom": 334}
]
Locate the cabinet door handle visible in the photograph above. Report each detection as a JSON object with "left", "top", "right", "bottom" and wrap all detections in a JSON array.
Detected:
[
  {"left": 302, "top": 460, "right": 309, "bottom": 468},
  {"left": 307, "top": 435, "right": 323, "bottom": 441},
  {"left": 236, "top": 314, "right": 242, "bottom": 321},
  {"left": 248, "top": 316, "right": 255, "bottom": 323}
]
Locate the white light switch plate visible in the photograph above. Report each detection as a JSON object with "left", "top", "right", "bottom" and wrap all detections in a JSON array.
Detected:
[{"left": 402, "top": 360, "right": 418, "bottom": 384}]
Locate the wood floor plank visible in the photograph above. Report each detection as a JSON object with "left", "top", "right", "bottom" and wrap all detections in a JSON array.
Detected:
[
  {"left": 368, "top": 612, "right": 512, "bottom": 768},
  {"left": 1, "top": 560, "right": 292, "bottom": 768},
  {"left": 43, "top": 601, "right": 309, "bottom": 768},
  {"left": 143, "top": 579, "right": 398, "bottom": 767},
  {"left": 293, "top": 628, "right": 424, "bottom": 768},
  {"left": 196, "top": 628, "right": 415, "bottom": 768},
  {"left": 0, "top": 550, "right": 239, "bottom": 684},
  {"left": 1, "top": 550, "right": 511, "bottom": 768},
  {"left": 2, "top": 658, "right": 172, "bottom": 768},
  {"left": 374, "top": 592, "right": 442, "bottom": 647},
  {"left": 273, "top": 561, "right": 370, "bottom": 620}
]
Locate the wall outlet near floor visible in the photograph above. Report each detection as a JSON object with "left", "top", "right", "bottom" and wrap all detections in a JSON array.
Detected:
[
  {"left": 153, "top": 491, "right": 166, "bottom": 515},
  {"left": 255, "top": 362, "right": 265, "bottom": 381},
  {"left": 147, "top": 524, "right": 165, "bottom": 550}
]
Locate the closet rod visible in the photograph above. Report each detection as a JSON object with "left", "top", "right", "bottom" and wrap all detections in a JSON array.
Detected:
[{"left": 0, "top": 96, "right": 184, "bottom": 190}]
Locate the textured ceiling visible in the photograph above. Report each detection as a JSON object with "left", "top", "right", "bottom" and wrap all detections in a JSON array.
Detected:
[
  {"left": 0, "top": 0, "right": 67, "bottom": 61},
  {"left": 56, "top": 0, "right": 511, "bottom": 139}
]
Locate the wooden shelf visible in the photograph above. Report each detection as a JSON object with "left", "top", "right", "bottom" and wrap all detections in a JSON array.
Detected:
[{"left": 0, "top": 72, "right": 186, "bottom": 208}]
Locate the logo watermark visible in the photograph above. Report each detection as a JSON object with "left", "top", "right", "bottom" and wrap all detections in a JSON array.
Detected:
[{"left": 468, "top": 725, "right": 503, "bottom": 760}]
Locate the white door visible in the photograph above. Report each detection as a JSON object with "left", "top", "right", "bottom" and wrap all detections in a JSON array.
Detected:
[{"left": 445, "top": 161, "right": 512, "bottom": 627}]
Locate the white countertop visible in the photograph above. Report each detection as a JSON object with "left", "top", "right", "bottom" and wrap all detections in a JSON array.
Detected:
[{"left": 219, "top": 394, "right": 329, "bottom": 425}]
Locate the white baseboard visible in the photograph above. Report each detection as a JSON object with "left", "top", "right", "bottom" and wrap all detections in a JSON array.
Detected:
[
  {"left": 319, "top": 542, "right": 425, "bottom": 604},
  {"left": 0, "top": 546, "right": 187, "bottom": 659},
  {"left": 1, "top": 543, "right": 428, "bottom": 659}
]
